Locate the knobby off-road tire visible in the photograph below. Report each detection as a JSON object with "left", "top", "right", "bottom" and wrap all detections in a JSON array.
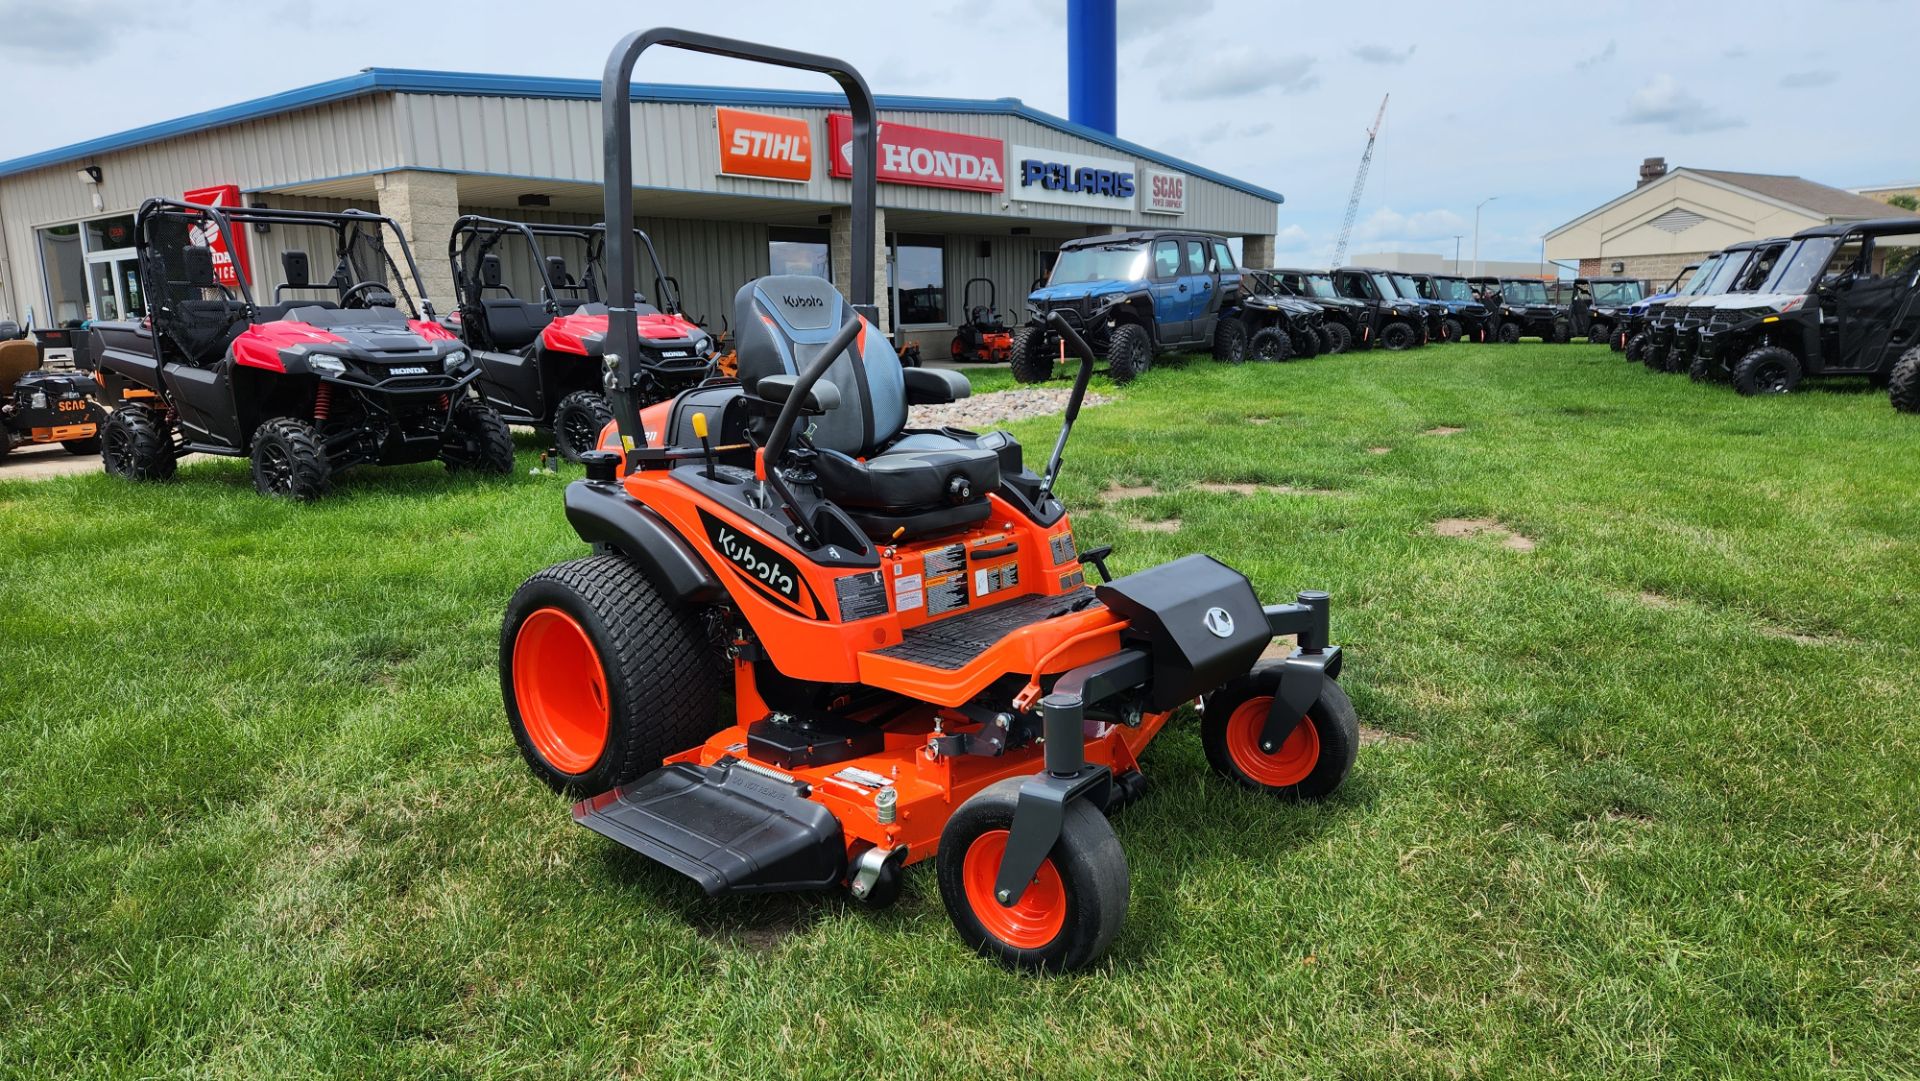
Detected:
[
  {"left": 1549, "top": 319, "right": 1572, "bottom": 345},
  {"left": 1324, "top": 322, "right": 1352, "bottom": 354},
  {"left": 1248, "top": 327, "right": 1292, "bottom": 362},
  {"left": 1688, "top": 351, "right": 1718, "bottom": 383},
  {"left": 441, "top": 398, "right": 516, "bottom": 474},
  {"left": 553, "top": 390, "right": 614, "bottom": 463},
  {"left": 1105, "top": 323, "right": 1153, "bottom": 384},
  {"left": 1211, "top": 318, "right": 1249, "bottom": 363},
  {"left": 100, "top": 403, "right": 176, "bottom": 482},
  {"left": 250, "top": 417, "right": 332, "bottom": 500},
  {"left": 1441, "top": 317, "right": 1464, "bottom": 344},
  {"left": 1008, "top": 325, "right": 1053, "bottom": 384},
  {"left": 1202, "top": 670, "right": 1359, "bottom": 801},
  {"left": 1588, "top": 324, "right": 1612, "bottom": 345},
  {"left": 1290, "top": 326, "right": 1321, "bottom": 359},
  {"left": 937, "top": 777, "right": 1129, "bottom": 973},
  {"left": 1889, "top": 346, "right": 1920, "bottom": 413},
  {"left": 1315, "top": 325, "right": 1335, "bottom": 354},
  {"left": 1380, "top": 321, "right": 1417, "bottom": 351},
  {"left": 1497, "top": 322, "right": 1523, "bottom": 344},
  {"left": 501, "top": 555, "right": 724, "bottom": 797},
  {"left": 1731, "top": 346, "right": 1803, "bottom": 396}
]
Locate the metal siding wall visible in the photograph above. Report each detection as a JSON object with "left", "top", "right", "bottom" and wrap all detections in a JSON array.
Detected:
[
  {"left": 0, "top": 97, "right": 400, "bottom": 319},
  {"left": 391, "top": 94, "right": 1278, "bottom": 236}
]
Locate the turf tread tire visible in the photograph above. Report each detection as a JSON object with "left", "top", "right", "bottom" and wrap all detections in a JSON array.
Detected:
[
  {"left": 1202, "top": 671, "right": 1359, "bottom": 801},
  {"left": 501, "top": 555, "right": 723, "bottom": 796}
]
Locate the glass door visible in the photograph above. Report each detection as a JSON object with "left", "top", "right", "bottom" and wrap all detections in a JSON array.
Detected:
[{"left": 84, "top": 250, "right": 139, "bottom": 322}]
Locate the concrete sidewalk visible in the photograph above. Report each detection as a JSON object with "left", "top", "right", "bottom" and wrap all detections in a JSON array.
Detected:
[{"left": 0, "top": 442, "right": 101, "bottom": 481}]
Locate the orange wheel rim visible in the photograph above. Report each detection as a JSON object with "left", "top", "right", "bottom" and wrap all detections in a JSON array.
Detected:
[
  {"left": 962, "top": 829, "right": 1066, "bottom": 950},
  {"left": 1225, "top": 697, "right": 1319, "bottom": 787},
  {"left": 513, "top": 607, "right": 610, "bottom": 775}
]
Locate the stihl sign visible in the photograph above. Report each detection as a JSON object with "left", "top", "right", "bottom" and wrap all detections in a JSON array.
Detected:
[
  {"left": 828, "top": 114, "right": 1005, "bottom": 193},
  {"left": 716, "top": 107, "right": 812, "bottom": 183},
  {"left": 182, "top": 184, "right": 251, "bottom": 287}
]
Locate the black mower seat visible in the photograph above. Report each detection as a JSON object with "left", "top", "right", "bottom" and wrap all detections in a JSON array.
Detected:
[{"left": 733, "top": 275, "right": 1001, "bottom": 531}]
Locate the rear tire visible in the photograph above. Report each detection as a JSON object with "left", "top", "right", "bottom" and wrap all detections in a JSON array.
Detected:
[
  {"left": 1688, "top": 351, "right": 1717, "bottom": 383},
  {"left": 1549, "top": 319, "right": 1571, "bottom": 344},
  {"left": 250, "top": 417, "right": 331, "bottom": 500},
  {"left": 937, "top": 777, "right": 1129, "bottom": 973},
  {"left": 1588, "top": 323, "right": 1611, "bottom": 345},
  {"left": 1008, "top": 325, "right": 1052, "bottom": 383},
  {"left": 553, "top": 390, "right": 614, "bottom": 463},
  {"left": 1380, "top": 321, "right": 1416, "bottom": 351},
  {"left": 1290, "top": 325, "right": 1320, "bottom": 359},
  {"left": 1732, "top": 346, "right": 1802, "bottom": 396},
  {"left": 1248, "top": 327, "right": 1292, "bottom": 362},
  {"left": 441, "top": 398, "right": 516, "bottom": 474},
  {"left": 501, "top": 555, "right": 724, "bottom": 796},
  {"left": 1211, "top": 318, "right": 1249, "bottom": 363},
  {"left": 1106, "top": 323, "right": 1152, "bottom": 384},
  {"left": 100, "top": 403, "right": 176, "bottom": 482},
  {"left": 1625, "top": 332, "right": 1648, "bottom": 363},
  {"left": 1441, "top": 317, "right": 1464, "bottom": 343},
  {"left": 1497, "top": 322, "right": 1522, "bottom": 344},
  {"left": 1202, "top": 669, "right": 1358, "bottom": 801},
  {"left": 1314, "top": 325, "right": 1334, "bottom": 354},
  {"left": 1324, "top": 322, "right": 1352, "bottom": 354},
  {"left": 62, "top": 436, "right": 101, "bottom": 455},
  {"left": 1890, "top": 346, "right": 1920, "bottom": 413}
]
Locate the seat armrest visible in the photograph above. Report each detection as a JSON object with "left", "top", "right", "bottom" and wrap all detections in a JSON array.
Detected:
[
  {"left": 755, "top": 373, "right": 842, "bottom": 413},
  {"left": 902, "top": 366, "right": 971, "bottom": 405}
]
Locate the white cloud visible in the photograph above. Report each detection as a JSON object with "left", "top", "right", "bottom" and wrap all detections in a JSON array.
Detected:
[
  {"left": 1577, "top": 40, "right": 1616, "bottom": 69},
  {"left": 1354, "top": 207, "right": 1471, "bottom": 244},
  {"left": 1156, "top": 49, "right": 1318, "bottom": 101},
  {"left": 1351, "top": 44, "right": 1416, "bottom": 65},
  {"left": 1618, "top": 74, "right": 1745, "bottom": 134}
]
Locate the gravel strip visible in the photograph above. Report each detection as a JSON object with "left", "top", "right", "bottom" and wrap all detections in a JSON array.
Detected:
[{"left": 909, "top": 386, "right": 1111, "bottom": 431}]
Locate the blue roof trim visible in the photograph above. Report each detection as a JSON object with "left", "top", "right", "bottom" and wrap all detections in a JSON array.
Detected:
[{"left": 0, "top": 67, "right": 1282, "bottom": 204}]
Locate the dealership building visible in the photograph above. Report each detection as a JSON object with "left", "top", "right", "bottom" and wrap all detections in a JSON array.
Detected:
[{"left": 0, "top": 69, "right": 1283, "bottom": 357}]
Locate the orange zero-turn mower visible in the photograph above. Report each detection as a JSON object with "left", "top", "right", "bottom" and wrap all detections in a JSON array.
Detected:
[{"left": 499, "top": 28, "right": 1359, "bottom": 973}]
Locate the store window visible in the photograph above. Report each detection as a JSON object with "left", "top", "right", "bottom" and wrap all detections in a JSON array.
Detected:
[
  {"left": 85, "top": 215, "right": 137, "bottom": 252},
  {"left": 769, "top": 227, "right": 829, "bottom": 280},
  {"left": 894, "top": 234, "right": 945, "bottom": 325},
  {"left": 36, "top": 225, "right": 88, "bottom": 325}
]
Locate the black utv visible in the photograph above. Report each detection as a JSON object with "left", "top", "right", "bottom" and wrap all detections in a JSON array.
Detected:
[
  {"left": 1012, "top": 229, "right": 1247, "bottom": 383},
  {"left": 1687, "top": 219, "right": 1920, "bottom": 398},
  {"left": 1238, "top": 270, "right": 1330, "bottom": 360},
  {"left": 1571, "top": 277, "right": 1646, "bottom": 344},
  {"left": 1331, "top": 268, "right": 1428, "bottom": 350},
  {"left": 1410, "top": 273, "right": 1492, "bottom": 342},
  {"left": 1473, "top": 277, "right": 1567, "bottom": 343},
  {"left": 1266, "top": 268, "right": 1372, "bottom": 352}
]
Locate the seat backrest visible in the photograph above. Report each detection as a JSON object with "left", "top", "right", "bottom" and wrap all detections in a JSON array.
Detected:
[
  {"left": 481, "top": 299, "right": 552, "bottom": 350},
  {"left": 0, "top": 339, "right": 38, "bottom": 396},
  {"left": 733, "top": 275, "right": 905, "bottom": 456}
]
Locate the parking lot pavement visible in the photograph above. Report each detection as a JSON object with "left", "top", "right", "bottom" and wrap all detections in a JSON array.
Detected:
[{"left": 0, "top": 442, "right": 101, "bottom": 481}]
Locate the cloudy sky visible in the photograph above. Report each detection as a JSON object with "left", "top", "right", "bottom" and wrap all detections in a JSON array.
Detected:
[{"left": 2, "top": 0, "right": 1913, "bottom": 266}]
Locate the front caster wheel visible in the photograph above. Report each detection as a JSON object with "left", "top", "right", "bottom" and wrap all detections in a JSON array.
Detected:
[
  {"left": 1202, "top": 666, "right": 1358, "bottom": 800},
  {"left": 937, "top": 777, "right": 1128, "bottom": 973}
]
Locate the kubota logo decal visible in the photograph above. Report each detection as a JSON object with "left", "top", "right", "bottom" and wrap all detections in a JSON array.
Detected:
[
  {"left": 780, "top": 295, "right": 823, "bottom": 309},
  {"left": 700, "top": 510, "right": 818, "bottom": 618},
  {"left": 715, "top": 107, "right": 813, "bottom": 183}
]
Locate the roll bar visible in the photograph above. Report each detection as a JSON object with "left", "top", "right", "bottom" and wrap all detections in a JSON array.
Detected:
[{"left": 599, "top": 28, "right": 876, "bottom": 452}]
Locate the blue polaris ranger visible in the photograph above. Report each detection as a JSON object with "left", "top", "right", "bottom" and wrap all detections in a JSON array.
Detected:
[{"left": 1010, "top": 229, "right": 1247, "bottom": 384}]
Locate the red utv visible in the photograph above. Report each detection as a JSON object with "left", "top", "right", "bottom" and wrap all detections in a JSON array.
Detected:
[
  {"left": 89, "top": 200, "right": 513, "bottom": 499},
  {"left": 448, "top": 216, "right": 715, "bottom": 460}
]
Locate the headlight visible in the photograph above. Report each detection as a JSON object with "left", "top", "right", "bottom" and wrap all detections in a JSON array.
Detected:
[
  {"left": 309, "top": 354, "right": 347, "bottom": 375},
  {"left": 444, "top": 349, "right": 470, "bottom": 370}
]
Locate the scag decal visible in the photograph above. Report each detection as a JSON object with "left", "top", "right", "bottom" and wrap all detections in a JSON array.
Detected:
[{"left": 700, "top": 509, "right": 820, "bottom": 618}]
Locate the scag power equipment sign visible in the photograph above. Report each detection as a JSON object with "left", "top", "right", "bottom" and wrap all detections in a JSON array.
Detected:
[
  {"left": 827, "top": 114, "right": 1004, "bottom": 193},
  {"left": 715, "top": 107, "right": 813, "bottom": 183},
  {"left": 1009, "top": 144, "right": 1136, "bottom": 207}
]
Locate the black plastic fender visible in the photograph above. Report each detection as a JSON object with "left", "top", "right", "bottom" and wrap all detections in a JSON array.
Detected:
[{"left": 563, "top": 479, "right": 722, "bottom": 604}]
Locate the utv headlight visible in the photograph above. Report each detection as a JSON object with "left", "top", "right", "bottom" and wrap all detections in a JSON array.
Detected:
[
  {"left": 444, "top": 349, "right": 470, "bottom": 371},
  {"left": 308, "top": 354, "right": 347, "bottom": 375}
]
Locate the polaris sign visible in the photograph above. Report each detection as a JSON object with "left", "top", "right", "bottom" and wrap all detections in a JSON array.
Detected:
[{"left": 1009, "top": 144, "right": 1136, "bottom": 208}]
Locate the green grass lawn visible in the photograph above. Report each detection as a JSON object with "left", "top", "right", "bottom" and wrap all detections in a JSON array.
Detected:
[{"left": 4, "top": 342, "right": 1918, "bottom": 1078}]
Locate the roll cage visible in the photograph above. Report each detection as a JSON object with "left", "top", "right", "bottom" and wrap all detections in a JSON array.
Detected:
[{"left": 449, "top": 215, "right": 684, "bottom": 319}]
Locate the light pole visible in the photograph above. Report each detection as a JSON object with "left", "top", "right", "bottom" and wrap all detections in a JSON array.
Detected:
[
  {"left": 1452, "top": 235, "right": 1463, "bottom": 273},
  {"left": 1473, "top": 196, "right": 1499, "bottom": 276}
]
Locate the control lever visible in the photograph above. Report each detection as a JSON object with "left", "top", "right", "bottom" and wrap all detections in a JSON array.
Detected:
[
  {"left": 691, "top": 411, "right": 717, "bottom": 480},
  {"left": 1040, "top": 311, "right": 1098, "bottom": 500}
]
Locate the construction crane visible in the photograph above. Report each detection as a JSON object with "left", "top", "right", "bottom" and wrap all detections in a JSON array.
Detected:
[{"left": 1329, "top": 94, "right": 1389, "bottom": 268}]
